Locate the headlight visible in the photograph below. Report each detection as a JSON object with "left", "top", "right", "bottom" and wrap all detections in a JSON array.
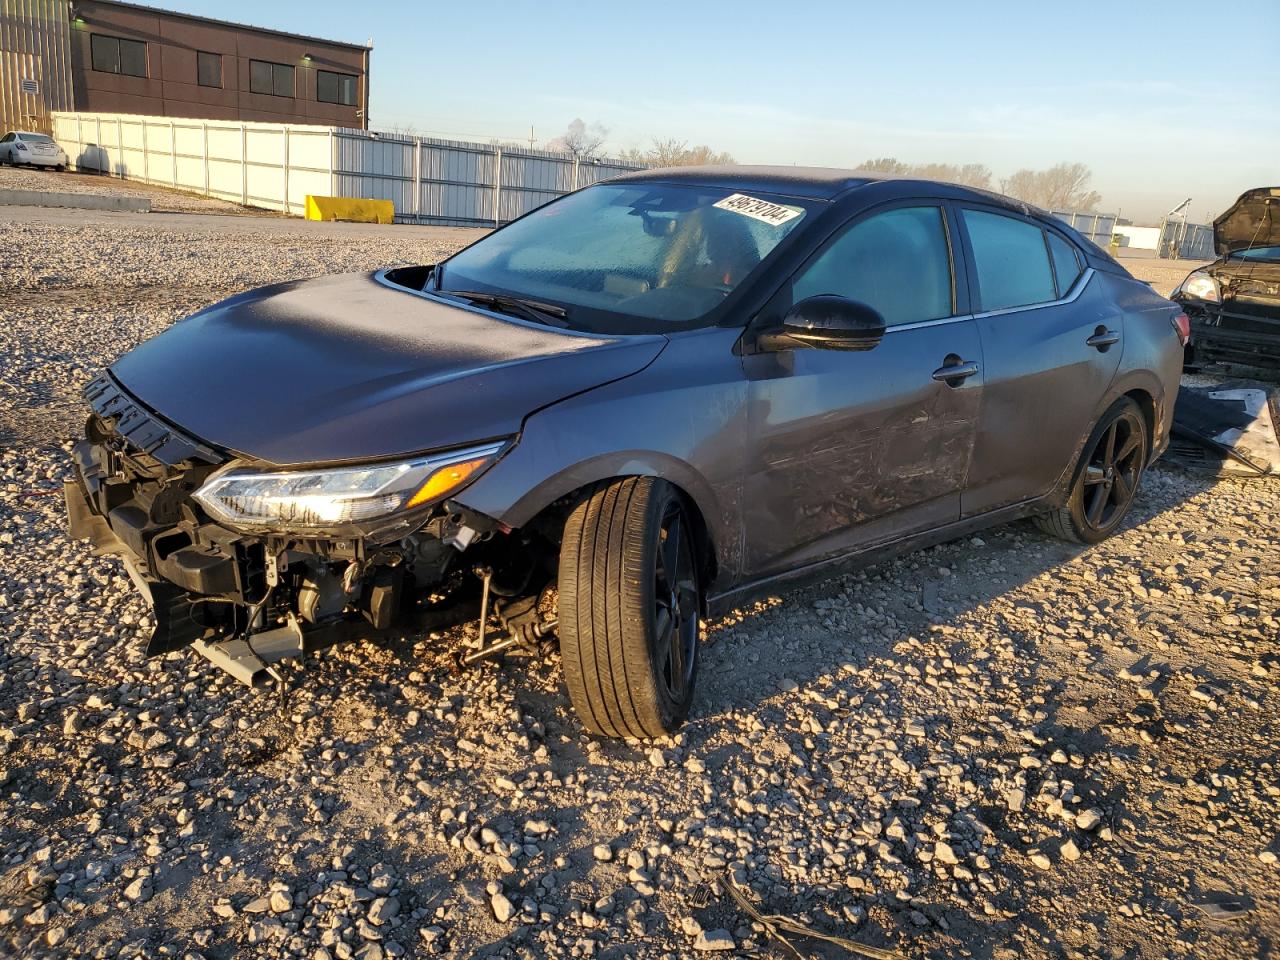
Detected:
[
  {"left": 1176, "top": 270, "right": 1220, "bottom": 303},
  {"left": 193, "top": 441, "right": 506, "bottom": 537}
]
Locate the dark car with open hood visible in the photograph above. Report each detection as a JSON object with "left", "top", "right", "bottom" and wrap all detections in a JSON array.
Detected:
[
  {"left": 1173, "top": 187, "right": 1280, "bottom": 369},
  {"left": 65, "top": 166, "right": 1187, "bottom": 738}
]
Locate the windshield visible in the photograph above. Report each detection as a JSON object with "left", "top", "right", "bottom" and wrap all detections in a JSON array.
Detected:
[
  {"left": 1228, "top": 245, "right": 1280, "bottom": 263},
  {"left": 18, "top": 134, "right": 54, "bottom": 144},
  {"left": 438, "top": 182, "right": 815, "bottom": 333}
]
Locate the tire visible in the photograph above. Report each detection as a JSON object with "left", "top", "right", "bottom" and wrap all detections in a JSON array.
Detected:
[
  {"left": 1035, "top": 397, "right": 1147, "bottom": 544},
  {"left": 558, "top": 477, "right": 701, "bottom": 739}
]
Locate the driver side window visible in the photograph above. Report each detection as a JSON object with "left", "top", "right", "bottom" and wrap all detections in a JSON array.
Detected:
[{"left": 792, "top": 206, "right": 954, "bottom": 326}]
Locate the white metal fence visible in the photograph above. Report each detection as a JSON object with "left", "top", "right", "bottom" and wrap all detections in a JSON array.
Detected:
[
  {"left": 1049, "top": 209, "right": 1119, "bottom": 250},
  {"left": 50, "top": 111, "right": 641, "bottom": 225},
  {"left": 51, "top": 112, "right": 333, "bottom": 215},
  {"left": 333, "top": 131, "right": 640, "bottom": 227}
]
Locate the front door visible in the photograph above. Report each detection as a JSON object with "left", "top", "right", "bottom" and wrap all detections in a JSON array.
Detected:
[
  {"left": 955, "top": 207, "right": 1124, "bottom": 515},
  {"left": 741, "top": 203, "right": 983, "bottom": 578}
]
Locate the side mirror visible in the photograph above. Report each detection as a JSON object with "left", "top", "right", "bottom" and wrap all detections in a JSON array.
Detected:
[{"left": 774, "top": 295, "right": 887, "bottom": 351}]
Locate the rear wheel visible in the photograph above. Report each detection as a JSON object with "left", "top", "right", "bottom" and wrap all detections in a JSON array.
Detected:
[
  {"left": 1035, "top": 397, "right": 1147, "bottom": 544},
  {"left": 557, "top": 477, "right": 701, "bottom": 738}
]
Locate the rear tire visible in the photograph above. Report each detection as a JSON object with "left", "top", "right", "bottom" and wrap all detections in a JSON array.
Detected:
[
  {"left": 557, "top": 477, "right": 701, "bottom": 739},
  {"left": 1035, "top": 397, "right": 1147, "bottom": 544}
]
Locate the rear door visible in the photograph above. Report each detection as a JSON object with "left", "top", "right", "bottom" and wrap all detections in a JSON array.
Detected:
[
  {"left": 741, "top": 201, "right": 984, "bottom": 577},
  {"left": 957, "top": 206, "right": 1123, "bottom": 515}
]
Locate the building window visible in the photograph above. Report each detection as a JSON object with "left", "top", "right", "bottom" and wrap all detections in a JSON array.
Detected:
[
  {"left": 197, "top": 51, "right": 222, "bottom": 88},
  {"left": 317, "top": 70, "right": 358, "bottom": 106},
  {"left": 250, "top": 59, "right": 294, "bottom": 97},
  {"left": 90, "top": 34, "right": 147, "bottom": 78}
]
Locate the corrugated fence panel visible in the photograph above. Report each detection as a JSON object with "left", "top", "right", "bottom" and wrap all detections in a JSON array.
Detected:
[
  {"left": 1050, "top": 209, "right": 1119, "bottom": 250},
  {"left": 49, "top": 112, "right": 645, "bottom": 222}
]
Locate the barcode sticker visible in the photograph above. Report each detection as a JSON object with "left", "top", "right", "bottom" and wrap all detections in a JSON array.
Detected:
[{"left": 713, "top": 193, "right": 802, "bottom": 226}]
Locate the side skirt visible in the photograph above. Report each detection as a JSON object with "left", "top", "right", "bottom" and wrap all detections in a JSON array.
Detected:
[{"left": 705, "top": 497, "right": 1050, "bottom": 619}]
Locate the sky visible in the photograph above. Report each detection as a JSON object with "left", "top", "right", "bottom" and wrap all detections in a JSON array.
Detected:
[{"left": 161, "top": 0, "right": 1278, "bottom": 224}]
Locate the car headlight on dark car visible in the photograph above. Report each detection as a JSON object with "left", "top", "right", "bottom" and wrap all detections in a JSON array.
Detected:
[
  {"left": 1175, "top": 270, "right": 1220, "bottom": 303},
  {"left": 192, "top": 441, "right": 507, "bottom": 536}
]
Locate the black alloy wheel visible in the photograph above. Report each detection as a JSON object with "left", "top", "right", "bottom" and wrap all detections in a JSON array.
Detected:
[
  {"left": 1036, "top": 396, "right": 1148, "bottom": 544},
  {"left": 558, "top": 477, "right": 702, "bottom": 738}
]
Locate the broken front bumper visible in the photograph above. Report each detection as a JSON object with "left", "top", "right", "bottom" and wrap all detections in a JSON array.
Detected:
[
  {"left": 64, "top": 446, "right": 254, "bottom": 656},
  {"left": 1184, "top": 301, "right": 1280, "bottom": 369}
]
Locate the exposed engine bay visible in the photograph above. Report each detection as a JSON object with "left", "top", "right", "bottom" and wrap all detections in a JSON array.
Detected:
[{"left": 65, "top": 374, "right": 560, "bottom": 686}]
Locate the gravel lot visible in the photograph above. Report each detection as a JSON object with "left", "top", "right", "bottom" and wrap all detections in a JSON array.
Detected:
[
  {"left": 0, "top": 165, "right": 268, "bottom": 215},
  {"left": 1, "top": 205, "right": 1277, "bottom": 960}
]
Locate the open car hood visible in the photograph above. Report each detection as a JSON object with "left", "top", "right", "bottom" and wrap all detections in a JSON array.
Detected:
[
  {"left": 1214, "top": 187, "right": 1280, "bottom": 255},
  {"left": 110, "top": 272, "right": 665, "bottom": 466}
]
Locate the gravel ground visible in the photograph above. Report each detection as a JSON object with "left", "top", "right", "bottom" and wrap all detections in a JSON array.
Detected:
[
  {"left": 0, "top": 165, "right": 265, "bottom": 215},
  {"left": 1, "top": 209, "right": 1278, "bottom": 960}
]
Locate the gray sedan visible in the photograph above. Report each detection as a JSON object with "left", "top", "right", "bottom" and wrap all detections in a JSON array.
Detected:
[{"left": 65, "top": 166, "right": 1186, "bottom": 738}]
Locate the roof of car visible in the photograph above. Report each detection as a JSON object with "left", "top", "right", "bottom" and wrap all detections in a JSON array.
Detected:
[
  {"left": 607, "top": 165, "right": 880, "bottom": 200},
  {"left": 606, "top": 164, "right": 1044, "bottom": 213},
  {"left": 7, "top": 131, "right": 50, "bottom": 137}
]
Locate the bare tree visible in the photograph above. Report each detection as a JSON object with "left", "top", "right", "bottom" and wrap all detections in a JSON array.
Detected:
[
  {"left": 545, "top": 118, "right": 609, "bottom": 160},
  {"left": 620, "top": 138, "right": 736, "bottom": 167},
  {"left": 857, "top": 157, "right": 910, "bottom": 176},
  {"left": 857, "top": 157, "right": 992, "bottom": 189},
  {"left": 999, "top": 162, "right": 1101, "bottom": 211}
]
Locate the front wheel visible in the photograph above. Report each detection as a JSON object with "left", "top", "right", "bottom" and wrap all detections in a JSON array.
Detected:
[
  {"left": 557, "top": 477, "right": 701, "bottom": 739},
  {"left": 1035, "top": 397, "right": 1147, "bottom": 544}
]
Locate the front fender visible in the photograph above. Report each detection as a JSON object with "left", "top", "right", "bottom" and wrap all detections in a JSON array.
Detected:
[{"left": 452, "top": 328, "right": 748, "bottom": 589}]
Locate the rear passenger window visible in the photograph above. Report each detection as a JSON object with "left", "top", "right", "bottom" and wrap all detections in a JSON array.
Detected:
[
  {"left": 1047, "top": 231, "right": 1083, "bottom": 296},
  {"left": 962, "top": 210, "right": 1056, "bottom": 311},
  {"left": 792, "top": 206, "right": 953, "bottom": 326}
]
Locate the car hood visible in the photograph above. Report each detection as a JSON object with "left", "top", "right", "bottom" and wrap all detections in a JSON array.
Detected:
[
  {"left": 110, "top": 272, "right": 666, "bottom": 466},
  {"left": 1214, "top": 187, "right": 1280, "bottom": 255}
]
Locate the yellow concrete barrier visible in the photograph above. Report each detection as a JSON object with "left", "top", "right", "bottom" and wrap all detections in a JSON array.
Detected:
[{"left": 304, "top": 195, "right": 394, "bottom": 224}]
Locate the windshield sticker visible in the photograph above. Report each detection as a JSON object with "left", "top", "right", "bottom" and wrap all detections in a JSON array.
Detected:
[{"left": 713, "top": 193, "right": 802, "bottom": 226}]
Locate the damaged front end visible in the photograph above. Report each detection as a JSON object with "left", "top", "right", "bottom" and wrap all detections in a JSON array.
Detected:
[
  {"left": 1175, "top": 187, "right": 1280, "bottom": 370},
  {"left": 1175, "top": 261, "right": 1280, "bottom": 369},
  {"left": 65, "top": 373, "right": 541, "bottom": 685}
]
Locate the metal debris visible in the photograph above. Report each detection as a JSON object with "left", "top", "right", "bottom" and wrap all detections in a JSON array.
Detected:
[{"left": 722, "top": 873, "right": 903, "bottom": 960}]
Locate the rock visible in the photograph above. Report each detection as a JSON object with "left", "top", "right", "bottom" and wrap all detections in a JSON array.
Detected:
[
  {"left": 1060, "top": 839, "right": 1081, "bottom": 861},
  {"left": 243, "top": 896, "right": 271, "bottom": 914},
  {"left": 694, "top": 929, "right": 736, "bottom": 951},
  {"left": 1260, "top": 851, "right": 1278, "bottom": 865},
  {"left": 1029, "top": 851, "right": 1052, "bottom": 870},
  {"left": 269, "top": 890, "right": 292, "bottom": 913},
  {"left": 490, "top": 893, "right": 515, "bottom": 923},
  {"left": 592, "top": 844, "right": 613, "bottom": 862},
  {"left": 369, "top": 897, "right": 400, "bottom": 925},
  {"left": 1075, "top": 808, "right": 1103, "bottom": 831},
  {"left": 778, "top": 678, "right": 799, "bottom": 693},
  {"left": 681, "top": 916, "right": 703, "bottom": 936},
  {"left": 934, "top": 841, "right": 960, "bottom": 865},
  {"left": 647, "top": 748, "right": 665, "bottom": 768},
  {"left": 1005, "top": 789, "right": 1026, "bottom": 813},
  {"left": 124, "top": 877, "right": 152, "bottom": 902}
]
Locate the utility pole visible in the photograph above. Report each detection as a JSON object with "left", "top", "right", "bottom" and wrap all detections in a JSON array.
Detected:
[{"left": 529, "top": 125, "right": 535, "bottom": 150}]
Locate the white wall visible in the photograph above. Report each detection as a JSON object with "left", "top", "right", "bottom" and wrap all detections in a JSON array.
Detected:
[
  {"left": 51, "top": 112, "right": 334, "bottom": 215},
  {"left": 1113, "top": 225, "right": 1162, "bottom": 251}
]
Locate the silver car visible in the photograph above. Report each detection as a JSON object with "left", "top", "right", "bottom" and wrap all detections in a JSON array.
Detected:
[{"left": 0, "top": 130, "right": 68, "bottom": 170}]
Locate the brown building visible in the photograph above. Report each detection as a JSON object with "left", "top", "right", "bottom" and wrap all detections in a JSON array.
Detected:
[{"left": 1, "top": 0, "right": 370, "bottom": 134}]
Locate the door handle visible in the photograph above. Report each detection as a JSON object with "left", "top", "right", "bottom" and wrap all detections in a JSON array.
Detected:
[
  {"left": 1086, "top": 328, "right": 1120, "bottom": 350},
  {"left": 931, "top": 360, "right": 980, "bottom": 384}
]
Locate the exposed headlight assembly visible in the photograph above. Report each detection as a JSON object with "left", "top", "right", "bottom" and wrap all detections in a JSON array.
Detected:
[
  {"left": 193, "top": 441, "right": 507, "bottom": 537},
  {"left": 1175, "top": 270, "right": 1220, "bottom": 303}
]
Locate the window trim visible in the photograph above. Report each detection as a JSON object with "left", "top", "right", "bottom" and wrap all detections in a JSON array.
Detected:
[
  {"left": 316, "top": 69, "right": 358, "bottom": 106},
  {"left": 196, "top": 50, "right": 223, "bottom": 89},
  {"left": 249, "top": 58, "right": 295, "bottom": 98},
  {"left": 1044, "top": 227, "right": 1085, "bottom": 299},
  {"left": 783, "top": 198, "right": 963, "bottom": 328},
  {"left": 90, "top": 33, "right": 148, "bottom": 78},
  {"left": 955, "top": 203, "right": 1072, "bottom": 315}
]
